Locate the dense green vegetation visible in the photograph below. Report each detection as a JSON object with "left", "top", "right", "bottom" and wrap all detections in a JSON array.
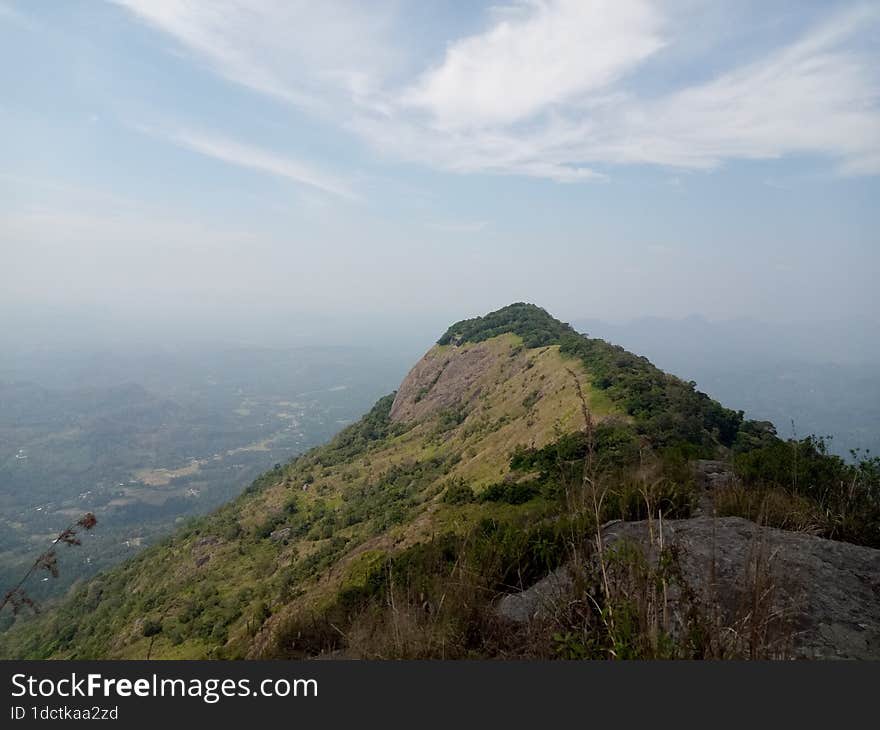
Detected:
[
  {"left": 438, "top": 302, "right": 574, "bottom": 348},
  {"left": 508, "top": 427, "right": 698, "bottom": 521},
  {"left": 724, "top": 437, "right": 880, "bottom": 546},
  {"left": 309, "top": 394, "right": 409, "bottom": 468},
  {"left": 559, "top": 333, "right": 744, "bottom": 453},
  {"left": 271, "top": 515, "right": 585, "bottom": 659}
]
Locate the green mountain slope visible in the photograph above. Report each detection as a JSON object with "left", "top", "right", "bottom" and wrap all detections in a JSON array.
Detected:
[{"left": 1, "top": 304, "right": 875, "bottom": 659}]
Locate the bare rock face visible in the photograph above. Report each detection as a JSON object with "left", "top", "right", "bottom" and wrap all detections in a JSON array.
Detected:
[
  {"left": 498, "top": 516, "right": 880, "bottom": 659},
  {"left": 269, "top": 527, "right": 291, "bottom": 542},
  {"left": 611, "top": 517, "right": 880, "bottom": 659},
  {"left": 496, "top": 567, "right": 572, "bottom": 623},
  {"left": 693, "top": 460, "right": 738, "bottom": 490},
  {"left": 390, "top": 342, "right": 498, "bottom": 423},
  {"left": 692, "top": 460, "right": 739, "bottom": 514}
]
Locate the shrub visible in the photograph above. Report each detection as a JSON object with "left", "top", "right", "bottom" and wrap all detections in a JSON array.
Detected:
[
  {"left": 441, "top": 481, "right": 475, "bottom": 505},
  {"left": 141, "top": 618, "right": 162, "bottom": 637},
  {"left": 603, "top": 477, "right": 697, "bottom": 522},
  {"left": 521, "top": 389, "right": 541, "bottom": 410},
  {"left": 479, "top": 481, "right": 539, "bottom": 505},
  {"left": 714, "top": 486, "right": 826, "bottom": 534},
  {"left": 733, "top": 436, "right": 880, "bottom": 546},
  {"left": 437, "top": 303, "right": 573, "bottom": 348}
]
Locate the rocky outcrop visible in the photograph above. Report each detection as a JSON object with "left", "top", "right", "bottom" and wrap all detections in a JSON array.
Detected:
[
  {"left": 692, "top": 459, "right": 739, "bottom": 514},
  {"left": 269, "top": 527, "right": 291, "bottom": 542},
  {"left": 693, "top": 460, "right": 738, "bottom": 490},
  {"left": 498, "top": 516, "right": 880, "bottom": 659},
  {"left": 496, "top": 567, "right": 572, "bottom": 623},
  {"left": 389, "top": 342, "right": 496, "bottom": 423}
]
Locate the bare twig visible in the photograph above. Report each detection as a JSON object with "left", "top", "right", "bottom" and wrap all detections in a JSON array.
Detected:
[{"left": 0, "top": 513, "right": 97, "bottom": 615}]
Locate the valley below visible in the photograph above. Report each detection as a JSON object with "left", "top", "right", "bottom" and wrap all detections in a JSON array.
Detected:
[{"left": 0, "top": 344, "right": 406, "bottom": 611}]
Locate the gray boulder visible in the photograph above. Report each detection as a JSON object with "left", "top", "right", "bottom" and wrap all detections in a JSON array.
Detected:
[{"left": 498, "top": 516, "right": 880, "bottom": 659}]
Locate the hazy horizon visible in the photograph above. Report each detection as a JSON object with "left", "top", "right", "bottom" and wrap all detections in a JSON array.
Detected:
[
  {"left": 2, "top": 0, "right": 879, "bottom": 348},
  {"left": 3, "top": 303, "right": 878, "bottom": 364}
]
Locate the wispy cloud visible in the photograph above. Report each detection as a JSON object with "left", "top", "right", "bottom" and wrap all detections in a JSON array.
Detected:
[
  {"left": 112, "top": 0, "right": 880, "bottom": 181},
  {"left": 138, "top": 126, "right": 359, "bottom": 200},
  {"left": 110, "top": 0, "right": 400, "bottom": 111},
  {"left": 592, "top": 5, "right": 880, "bottom": 173}
]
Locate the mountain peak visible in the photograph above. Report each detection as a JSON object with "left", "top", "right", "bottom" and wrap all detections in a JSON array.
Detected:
[{"left": 437, "top": 303, "right": 575, "bottom": 348}]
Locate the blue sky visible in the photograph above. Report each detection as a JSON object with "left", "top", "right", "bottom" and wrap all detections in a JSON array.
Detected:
[{"left": 1, "top": 1, "right": 878, "bottom": 346}]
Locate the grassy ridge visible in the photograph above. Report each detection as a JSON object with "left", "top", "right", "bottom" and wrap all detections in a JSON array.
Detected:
[{"left": 441, "top": 302, "right": 748, "bottom": 454}]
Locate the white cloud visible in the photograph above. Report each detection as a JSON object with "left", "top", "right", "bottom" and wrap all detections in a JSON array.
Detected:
[
  {"left": 403, "top": 0, "right": 664, "bottom": 129},
  {"left": 365, "top": 3, "right": 880, "bottom": 179},
  {"left": 111, "top": 0, "right": 880, "bottom": 181}
]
